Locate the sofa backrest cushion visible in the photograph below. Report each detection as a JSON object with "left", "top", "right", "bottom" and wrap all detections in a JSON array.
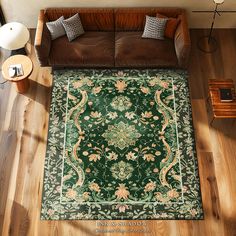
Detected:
[
  {"left": 44, "top": 8, "right": 184, "bottom": 32},
  {"left": 115, "top": 8, "right": 184, "bottom": 31},
  {"left": 45, "top": 8, "right": 114, "bottom": 31}
]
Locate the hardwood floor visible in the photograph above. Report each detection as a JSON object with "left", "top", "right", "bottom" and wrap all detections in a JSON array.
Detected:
[{"left": 0, "top": 29, "right": 236, "bottom": 236}]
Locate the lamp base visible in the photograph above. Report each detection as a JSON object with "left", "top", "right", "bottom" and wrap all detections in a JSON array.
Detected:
[
  {"left": 11, "top": 47, "right": 27, "bottom": 56},
  {"left": 197, "top": 36, "right": 218, "bottom": 53}
]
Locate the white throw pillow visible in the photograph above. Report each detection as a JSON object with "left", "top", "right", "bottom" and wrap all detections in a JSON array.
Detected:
[
  {"left": 142, "top": 15, "right": 167, "bottom": 40},
  {"left": 46, "top": 16, "right": 66, "bottom": 40}
]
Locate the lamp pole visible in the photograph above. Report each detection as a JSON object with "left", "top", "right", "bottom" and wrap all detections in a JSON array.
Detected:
[
  {"left": 208, "top": 3, "right": 220, "bottom": 44},
  {"left": 0, "top": 6, "right": 6, "bottom": 25}
]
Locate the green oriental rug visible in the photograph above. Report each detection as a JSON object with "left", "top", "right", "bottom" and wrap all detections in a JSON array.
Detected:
[{"left": 41, "top": 69, "right": 204, "bottom": 220}]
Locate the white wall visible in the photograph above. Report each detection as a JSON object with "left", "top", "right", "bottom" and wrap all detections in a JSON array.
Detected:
[{"left": 1, "top": 0, "right": 236, "bottom": 28}]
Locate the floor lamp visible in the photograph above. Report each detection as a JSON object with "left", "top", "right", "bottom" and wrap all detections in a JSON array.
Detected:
[
  {"left": 0, "top": 22, "right": 29, "bottom": 55},
  {"left": 194, "top": 0, "right": 224, "bottom": 53}
]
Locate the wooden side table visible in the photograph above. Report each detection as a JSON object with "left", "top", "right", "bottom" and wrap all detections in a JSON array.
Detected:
[
  {"left": 1, "top": 55, "right": 33, "bottom": 93},
  {"left": 208, "top": 79, "right": 236, "bottom": 125}
]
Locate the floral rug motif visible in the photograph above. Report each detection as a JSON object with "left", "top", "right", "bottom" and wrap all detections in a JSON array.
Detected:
[{"left": 41, "top": 69, "right": 203, "bottom": 220}]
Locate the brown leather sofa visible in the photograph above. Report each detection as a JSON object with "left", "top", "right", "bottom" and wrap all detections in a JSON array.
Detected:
[{"left": 35, "top": 8, "right": 191, "bottom": 68}]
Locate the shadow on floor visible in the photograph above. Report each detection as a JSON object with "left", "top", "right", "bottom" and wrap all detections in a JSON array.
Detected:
[
  {"left": 25, "top": 78, "right": 52, "bottom": 113},
  {"left": 3, "top": 201, "right": 29, "bottom": 236}
]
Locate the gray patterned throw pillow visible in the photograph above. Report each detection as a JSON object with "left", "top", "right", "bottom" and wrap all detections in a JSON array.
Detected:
[
  {"left": 142, "top": 15, "right": 167, "bottom": 40},
  {"left": 62, "top": 13, "right": 85, "bottom": 42},
  {"left": 46, "top": 16, "right": 66, "bottom": 40}
]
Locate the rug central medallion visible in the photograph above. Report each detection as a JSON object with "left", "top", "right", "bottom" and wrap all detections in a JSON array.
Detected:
[
  {"left": 102, "top": 121, "right": 141, "bottom": 150},
  {"left": 41, "top": 69, "right": 203, "bottom": 220}
]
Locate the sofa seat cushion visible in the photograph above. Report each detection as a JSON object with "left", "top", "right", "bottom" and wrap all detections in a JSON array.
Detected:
[
  {"left": 49, "top": 31, "right": 115, "bottom": 67},
  {"left": 115, "top": 31, "right": 178, "bottom": 67}
]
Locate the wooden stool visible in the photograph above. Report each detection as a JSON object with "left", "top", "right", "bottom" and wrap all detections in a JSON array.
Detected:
[{"left": 2, "top": 55, "right": 33, "bottom": 93}]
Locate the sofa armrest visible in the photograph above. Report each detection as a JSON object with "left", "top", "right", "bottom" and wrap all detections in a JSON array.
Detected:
[
  {"left": 174, "top": 12, "right": 191, "bottom": 68},
  {"left": 34, "top": 10, "right": 51, "bottom": 66}
]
